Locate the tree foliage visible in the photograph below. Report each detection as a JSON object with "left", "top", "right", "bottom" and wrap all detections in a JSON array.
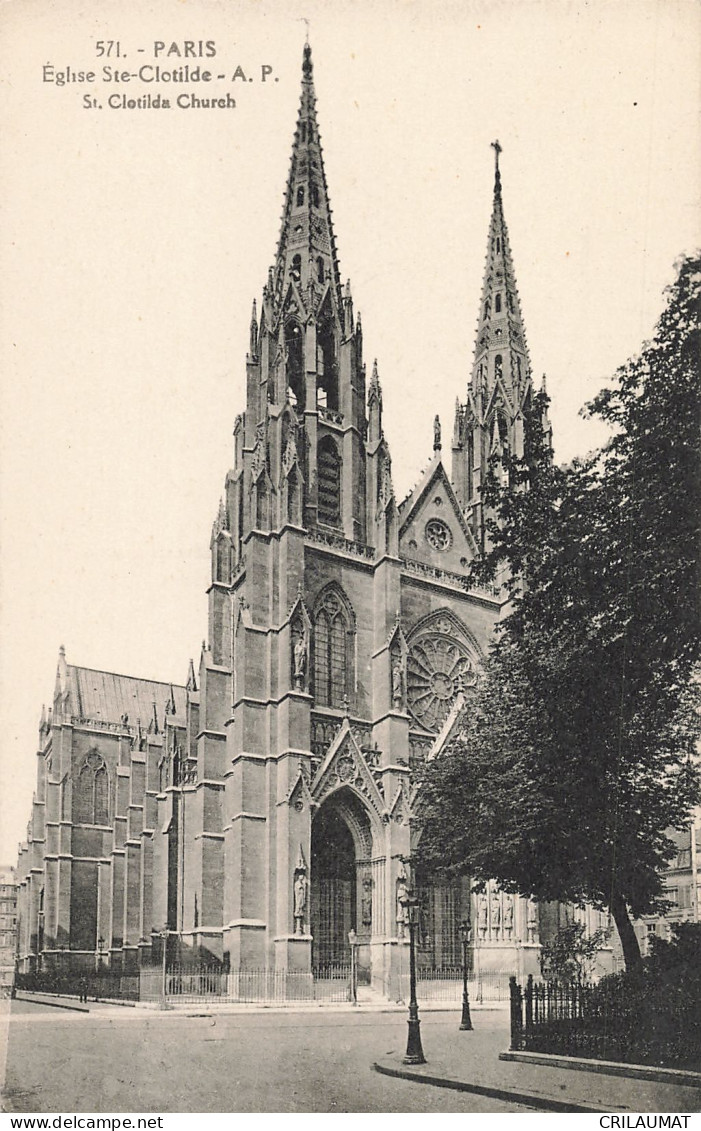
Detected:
[
  {"left": 539, "top": 921, "right": 611, "bottom": 985},
  {"left": 417, "top": 255, "right": 701, "bottom": 970}
]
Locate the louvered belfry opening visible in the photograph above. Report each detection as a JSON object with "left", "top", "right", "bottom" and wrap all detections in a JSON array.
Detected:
[{"left": 317, "top": 436, "right": 341, "bottom": 526}]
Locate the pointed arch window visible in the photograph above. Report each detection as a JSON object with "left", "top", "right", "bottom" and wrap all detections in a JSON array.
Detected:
[
  {"left": 495, "top": 293, "right": 502, "bottom": 313},
  {"left": 317, "top": 436, "right": 341, "bottom": 527},
  {"left": 496, "top": 237, "right": 501, "bottom": 252},
  {"left": 74, "top": 750, "right": 109, "bottom": 825},
  {"left": 311, "top": 183, "right": 320, "bottom": 208},
  {"left": 286, "top": 465, "right": 302, "bottom": 525},
  {"left": 290, "top": 254, "right": 302, "bottom": 283},
  {"left": 296, "top": 185, "right": 305, "bottom": 206},
  {"left": 216, "top": 536, "right": 231, "bottom": 584},
  {"left": 255, "top": 477, "right": 269, "bottom": 529},
  {"left": 494, "top": 354, "right": 503, "bottom": 382},
  {"left": 316, "top": 319, "right": 338, "bottom": 410},
  {"left": 316, "top": 257, "right": 325, "bottom": 284},
  {"left": 313, "top": 586, "right": 355, "bottom": 709},
  {"left": 285, "top": 321, "right": 305, "bottom": 411},
  {"left": 60, "top": 774, "right": 69, "bottom": 821},
  {"left": 300, "top": 122, "right": 307, "bottom": 143}
]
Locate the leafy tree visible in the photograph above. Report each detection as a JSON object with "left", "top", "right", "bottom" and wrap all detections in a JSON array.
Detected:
[
  {"left": 417, "top": 255, "right": 701, "bottom": 971},
  {"left": 539, "top": 921, "right": 610, "bottom": 984}
]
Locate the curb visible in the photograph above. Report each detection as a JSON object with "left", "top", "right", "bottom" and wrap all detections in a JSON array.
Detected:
[
  {"left": 15, "top": 992, "right": 89, "bottom": 1013},
  {"left": 372, "top": 1060, "right": 608, "bottom": 1114},
  {"left": 500, "top": 1051, "right": 701, "bottom": 1089}
]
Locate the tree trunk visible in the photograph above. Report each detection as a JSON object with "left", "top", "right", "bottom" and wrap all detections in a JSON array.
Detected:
[{"left": 610, "top": 890, "right": 643, "bottom": 973}]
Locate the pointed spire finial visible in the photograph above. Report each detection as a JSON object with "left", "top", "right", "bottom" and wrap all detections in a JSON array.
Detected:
[
  {"left": 302, "top": 38, "right": 312, "bottom": 79},
  {"left": 491, "top": 139, "right": 502, "bottom": 193}
]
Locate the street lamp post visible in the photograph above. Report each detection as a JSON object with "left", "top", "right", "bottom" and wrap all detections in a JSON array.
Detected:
[
  {"left": 160, "top": 928, "right": 169, "bottom": 1010},
  {"left": 94, "top": 936, "right": 105, "bottom": 1002},
  {"left": 459, "top": 919, "right": 473, "bottom": 1031},
  {"left": 401, "top": 889, "right": 426, "bottom": 1065},
  {"left": 348, "top": 929, "right": 358, "bottom": 1005}
]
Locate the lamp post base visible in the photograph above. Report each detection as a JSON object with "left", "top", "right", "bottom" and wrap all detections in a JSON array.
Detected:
[{"left": 403, "top": 1018, "right": 427, "bottom": 1065}]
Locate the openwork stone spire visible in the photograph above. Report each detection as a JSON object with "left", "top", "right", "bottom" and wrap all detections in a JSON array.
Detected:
[
  {"left": 470, "top": 140, "right": 531, "bottom": 405},
  {"left": 271, "top": 43, "right": 342, "bottom": 315}
]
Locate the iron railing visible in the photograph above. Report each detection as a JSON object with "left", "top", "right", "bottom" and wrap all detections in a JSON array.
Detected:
[
  {"left": 15, "top": 970, "right": 140, "bottom": 1001},
  {"left": 509, "top": 974, "right": 701, "bottom": 1070},
  {"left": 138, "top": 964, "right": 353, "bottom": 1005},
  {"left": 406, "top": 968, "right": 511, "bottom": 1003}
]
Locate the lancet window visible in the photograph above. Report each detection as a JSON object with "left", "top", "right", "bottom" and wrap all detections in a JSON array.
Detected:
[
  {"left": 285, "top": 321, "right": 305, "bottom": 411},
  {"left": 74, "top": 750, "right": 109, "bottom": 825},
  {"left": 313, "top": 586, "right": 355, "bottom": 709}
]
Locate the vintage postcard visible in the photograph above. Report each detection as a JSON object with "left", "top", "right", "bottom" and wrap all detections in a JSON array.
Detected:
[{"left": 1, "top": 0, "right": 699, "bottom": 1119}]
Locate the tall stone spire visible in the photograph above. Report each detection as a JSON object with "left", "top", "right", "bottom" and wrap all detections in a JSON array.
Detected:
[
  {"left": 237, "top": 40, "right": 369, "bottom": 553},
  {"left": 470, "top": 140, "right": 531, "bottom": 405},
  {"left": 272, "top": 42, "right": 342, "bottom": 313},
  {"left": 451, "top": 143, "right": 540, "bottom": 546}
]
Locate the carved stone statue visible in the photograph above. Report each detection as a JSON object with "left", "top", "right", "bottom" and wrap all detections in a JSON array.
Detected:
[
  {"left": 433, "top": 414, "right": 441, "bottom": 452},
  {"left": 396, "top": 863, "right": 409, "bottom": 940},
  {"left": 527, "top": 898, "right": 539, "bottom": 944},
  {"left": 477, "top": 892, "right": 488, "bottom": 940},
  {"left": 292, "top": 626, "right": 307, "bottom": 691},
  {"left": 490, "top": 891, "right": 501, "bottom": 939},
  {"left": 503, "top": 893, "right": 514, "bottom": 941},
  {"left": 361, "top": 876, "right": 373, "bottom": 929},
  {"left": 391, "top": 655, "right": 404, "bottom": 708},
  {"left": 293, "top": 872, "right": 308, "bottom": 935}
]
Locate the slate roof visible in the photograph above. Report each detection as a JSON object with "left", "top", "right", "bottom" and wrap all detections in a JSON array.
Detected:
[{"left": 67, "top": 665, "right": 186, "bottom": 724}]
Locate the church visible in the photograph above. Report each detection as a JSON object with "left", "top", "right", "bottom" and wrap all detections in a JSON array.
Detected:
[{"left": 15, "top": 44, "right": 602, "bottom": 998}]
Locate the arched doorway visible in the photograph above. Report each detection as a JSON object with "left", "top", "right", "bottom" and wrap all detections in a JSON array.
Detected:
[{"left": 310, "top": 788, "right": 373, "bottom": 976}]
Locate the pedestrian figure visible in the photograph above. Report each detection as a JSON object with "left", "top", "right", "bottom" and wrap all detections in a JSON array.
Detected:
[{"left": 79, "top": 975, "right": 88, "bottom": 1003}]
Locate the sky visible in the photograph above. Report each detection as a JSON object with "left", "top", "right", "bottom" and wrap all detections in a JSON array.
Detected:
[{"left": 1, "top": 0, "right": 699, "bottom": 863}]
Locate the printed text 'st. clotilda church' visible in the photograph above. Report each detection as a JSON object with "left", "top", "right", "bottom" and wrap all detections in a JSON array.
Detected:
[{"left": 16, "top": 45, "right": 601, "bottom": 994}]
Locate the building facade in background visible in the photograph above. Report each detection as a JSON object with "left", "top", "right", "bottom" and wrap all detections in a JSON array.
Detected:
[
  {"left": 15, "top": 45, "right": 620, "bottom": 995},
  {"left": 0, "top": 865, "right": 18, "bottom": 991}
]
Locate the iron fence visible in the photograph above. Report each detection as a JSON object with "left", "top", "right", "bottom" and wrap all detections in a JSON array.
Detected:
[
  {"left": 139, "top": 964, "right": 353, "bottom": 1005},
  {"left": 509, "top": 974, "right": 701, "bottom": 1070},
  {"left": 407, "top": 968, "right": 511, "bottom": 1003},
  {"left": 15, "top": 970, "right": 140, "bottom": 1001}
]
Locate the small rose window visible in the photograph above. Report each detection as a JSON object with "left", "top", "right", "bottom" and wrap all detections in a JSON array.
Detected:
[{"left": 425, "top": 518, "right": 451, "bottom": 551}]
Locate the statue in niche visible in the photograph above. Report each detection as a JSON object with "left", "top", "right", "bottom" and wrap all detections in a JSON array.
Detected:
[
  {"left": 292, "top": 624, "right": 307, "bottom": 691},
  {"left": 433, "top": 414, "right": 442, "bottom": 451},
  {"left": 503, "top": 893, "right": 514, "bottom": 941},
  {"left": 293, "top": 871, "right": 308, "bottom": 936},
  {"left": 477, "top": 892, "right": 488, "bottom": 940},
  {"left": 527, "top": 898, "right": 539, "bottom": 944},
  {"left": 490, "top": 890, "right": 502, "bottom": 939},
  {"left": 391, "top": 654, "right": 404, "bottom": 709},
  {"left": 361, "top": 876, "right": 373, "bottom": 929},
  {"left": 396, "top": 862, "right": 409, "bottom": 940}
]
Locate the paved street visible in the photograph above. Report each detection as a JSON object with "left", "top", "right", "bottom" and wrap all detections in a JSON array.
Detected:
[{"left": 1, "top": 1000, "right": 531, "bottom": 1113}]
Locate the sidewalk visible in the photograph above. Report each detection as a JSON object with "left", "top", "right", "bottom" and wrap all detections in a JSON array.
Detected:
[{"left": 373, "top": 1021, "right": 701, "bottom": 1114}]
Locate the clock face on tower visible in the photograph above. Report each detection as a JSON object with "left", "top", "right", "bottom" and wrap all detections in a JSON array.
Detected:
[{"left": 407, "top": 629, "right": 477, "bottom": 732}]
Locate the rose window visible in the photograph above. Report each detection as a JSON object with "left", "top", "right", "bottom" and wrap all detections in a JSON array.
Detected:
[
  {"left": 425, "top": 519, "right": 451, "bottom": 551},
  {"left": 407, "top": 634, "right": 477, "bottom": 732}
]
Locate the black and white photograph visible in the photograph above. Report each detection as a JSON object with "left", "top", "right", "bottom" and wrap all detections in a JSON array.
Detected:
[{"left": 0, "top": 0, "right": 699, "bottom": 1120}]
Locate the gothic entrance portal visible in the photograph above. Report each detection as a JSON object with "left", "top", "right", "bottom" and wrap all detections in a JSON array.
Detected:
[{"left": 310, "top": 789, "right": 374, "bottom": 981}]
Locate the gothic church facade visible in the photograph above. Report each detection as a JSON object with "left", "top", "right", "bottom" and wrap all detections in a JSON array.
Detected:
[{"left": 16, "top": 45, "right": 560, "bottom": 995}]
